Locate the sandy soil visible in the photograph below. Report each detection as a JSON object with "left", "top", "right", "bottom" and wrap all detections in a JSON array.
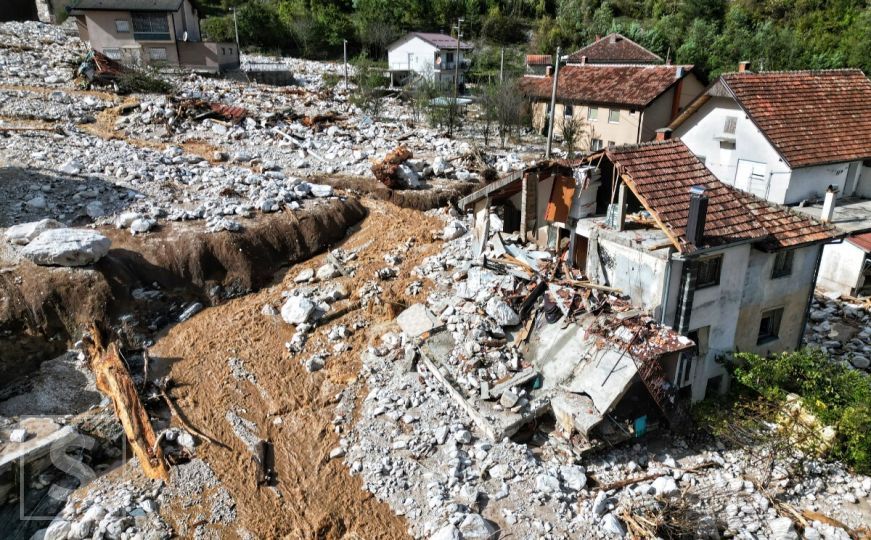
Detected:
[{"left": 148, "top": 200, "right": 445, "bottom": 539}]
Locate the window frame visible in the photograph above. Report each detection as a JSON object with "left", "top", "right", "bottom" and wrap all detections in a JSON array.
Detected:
[
  {"left": 757, "top": 307, "right": 784, "bottom": 345},
  {"left": 587, "top": 107, "right": 598, "bottom": 121},
  {"left": 590, "top": 138, "right": 603, "bottom": 151},
  {"left": 132, "top": 12, "right": 171, "bottom": 41},
  {"left": 695, "top": 255, "right": 722, "bottom": 289},
  {"left": 564, "top": 104, "right": 573, "bottom": 118},
  {"left": 147, "top": 47, "right": 168, "bottom": 61},
  {"left": 771, "top": 249, "right": 794, "bottom": 279},
  {"left": 608, "top": 108, "right": 620, "bottom": 124},
  {"left": 103, "top": 48, "right": 122, "bottom": 60},
  {"left": 114, "top": 19, "right": 130, "bottom": 33}
]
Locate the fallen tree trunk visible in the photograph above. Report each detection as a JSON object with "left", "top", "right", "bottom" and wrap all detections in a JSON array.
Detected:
[{"left": 83, "top": 326, "right": 170, "bottom": 481}]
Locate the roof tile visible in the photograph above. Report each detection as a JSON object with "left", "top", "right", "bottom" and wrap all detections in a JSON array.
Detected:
[{"left": 567, "top": 33, "right": 662, "bottom": 64}]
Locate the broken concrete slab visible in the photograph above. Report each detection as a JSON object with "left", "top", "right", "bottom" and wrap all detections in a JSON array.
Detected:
[
  {"left": 20, "top": 228, "right": 111, "bottom": 266},
  {"left": 4, "top": 218, "right": 64, "bottom": 245},
  {"left": 396, "top": 303, "right": 439, "bottom": 337}
]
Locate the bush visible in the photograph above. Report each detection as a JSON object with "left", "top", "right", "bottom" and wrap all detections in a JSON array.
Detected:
[
  {"left": 481, "top": 13, "right": 527, "bottom": 44},
  {"left": 115, "top": 69, "right": 174, "bottom": 95},
  {"left": 201, "top": 15, "right": 235, "bottom": 43},
  {"left": 731, "top": 349, "right": 871, "bottom": 473}
]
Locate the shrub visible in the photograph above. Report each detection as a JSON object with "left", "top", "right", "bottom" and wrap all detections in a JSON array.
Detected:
[{"left": 115, "top": 69, "right": 174, "bottom": 95}]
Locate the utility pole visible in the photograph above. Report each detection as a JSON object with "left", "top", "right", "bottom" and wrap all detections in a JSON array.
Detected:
[
  {"left": 343, "top": 39, "right": 348, "bottom": 89},
  {"left": 545, "top": 46, "right": 561, "bottom": 159},
  {"left": 451, "top": 17, "right": 464, "bottom": 138},
  {"left": 231, "top": 7, "right": 239, "bottom": 48},
  {"left": 499, "top": 47, "right": 504, "bottom": 83}
]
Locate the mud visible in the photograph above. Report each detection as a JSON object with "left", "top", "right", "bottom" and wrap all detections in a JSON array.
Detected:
[{"left": 0, "top": 198, "right": 366, "bottom": 385}]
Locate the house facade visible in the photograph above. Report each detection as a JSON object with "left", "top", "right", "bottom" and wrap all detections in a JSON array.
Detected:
[
  {"left": 460, "top": 139, "right": 837, "bottom": 402},
  {"left": 519, "top": 64, "right": 704, "bottom": 153},
  {"left": 387, "top": 32, "right": 473, "bottom": 87},
  {"left": 68, "top": 0, "right": 239, "bottom": 72},
  {"left": 672, "top": 69, "right": 871, "bottom": 298}
]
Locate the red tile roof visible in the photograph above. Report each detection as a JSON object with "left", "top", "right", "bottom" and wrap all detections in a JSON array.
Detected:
[
  {"left": 602, "top": 139, "right": 838, "bottom": 253},
  {"left": 526, "top": 54, "right": 552, "bottom": 66},
  {"left": 847, "top": 232, "right": 871, "bottom": 252},
  {"left": 411, "top": 32, "right": 473, "bottom": 50},
  {"left": 719, "top": 70, "right": 871, "bottom": 168},
  {"left": 519, "top": 65, "right": 692, "bottom": 109},
  {"left": 567, "top": 33, "right": 663, "bottom": 65}
]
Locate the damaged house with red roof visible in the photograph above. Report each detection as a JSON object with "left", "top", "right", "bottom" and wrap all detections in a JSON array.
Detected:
[
  {"left": 519, "top": 33, "right": 703, "bottom": 153},
  {"left": 460, "top": 139, "right": 839, "bottom": 401},
  {"left": 671, "top": 68, "right": 871, "bottom": 297}
]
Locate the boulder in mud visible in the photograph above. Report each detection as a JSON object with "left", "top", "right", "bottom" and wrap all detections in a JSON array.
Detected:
[
  {"left": 4, "top": 218, "right": 64, "bottom": 245},
  {"left": 281, "top": 295, "right": 315, "bottom": 325},
  {"left": 20, "top": 228, "right": 111, "bottom": 266}
]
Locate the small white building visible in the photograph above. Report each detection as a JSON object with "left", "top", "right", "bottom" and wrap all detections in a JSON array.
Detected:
[
  {"left": 671, "top": 68, "right": 871, "bottom": 298},
  {"left": 459, "top": 139, "right": 838, "bottom": 403},
  {"left": 387, "top": 32, "right": 473, "bottom": 87}
]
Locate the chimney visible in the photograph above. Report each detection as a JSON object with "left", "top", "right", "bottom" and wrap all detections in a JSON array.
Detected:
[
  {"left": 821, "top": 185, "right": 838, "bottom": 223},
  {"left": 675, "top": 65, "right": 684, "bottom": 79},
  {"left": 738, "top": 61, "right": 750, "bottom": 73},
  {"left": 595, "top": 35, "right": 601, "bottom": 42},
  {"left": 580, "top": 55, "right": 587, "bottom": 65},
  {"left": 686, "top": 186, "right": 708, "bottom": 246},
  {"left": 610, "top": 34, "right": 617, "bottom": 44},
  {"left": 655, "top": 128, "right": 672, "bottom": 141},
  {"left": 545, "top": 65, "right": 553, "bottom": 77}
]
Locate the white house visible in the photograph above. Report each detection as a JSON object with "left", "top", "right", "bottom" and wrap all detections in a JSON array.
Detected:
[
  {"left": 671, "top": 68, "right": 871, "bottom": 298},
  {"left": 387, "top": 32, "right": 473, "bottom": 87},
  {"left": 459, "top": 139, "right": 838, "bottom": 403},
  {"left": 671, "top": 68, "right": 871, "bottom": 205}
]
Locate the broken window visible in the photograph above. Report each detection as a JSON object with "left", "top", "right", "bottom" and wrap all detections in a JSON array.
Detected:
[
  {"left": 115, "top": 19, "right": 129, "bottom": 33},
  {"left": 757, "top": 307, "right": 783, "bottom": 344},
  {"left": 587, "top": 107, "right": 598, "bottom": 121},
  {"left": 132, "top": 12, "right": 170, "bottom": 40},
  {"left": 695, "top": 255, "right": 722, "bottom": 289},
  {"left": 590, "top": 138, "right": 603, "bottom": 151},
  {"left": 723, "top": 115, "right": 737, "bottom": 134},
  {"left": 771, "top": 249, "right": 794, "bottom": 279},
  {"left": 608, "top": 109, "right": 620, "bottom": 124}
]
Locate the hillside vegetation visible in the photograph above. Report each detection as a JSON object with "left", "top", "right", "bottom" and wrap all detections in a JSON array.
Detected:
[{"left": 199, "top": 0, "right": 870, "bottom": 80}]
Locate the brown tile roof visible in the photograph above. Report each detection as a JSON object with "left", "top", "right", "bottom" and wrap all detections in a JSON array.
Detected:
[
  {"left": 602, "top": 139, "right": 838, "bottom": 253},
  {"left": 720, "top": 70, "right": 871, "bottom": 168},
  {"left": 526, "top": 54, "right": 552, "bottom": 66},
  {"left": 411, "top": 32, "right": 473, "bottom": 50},
  {"left": 567, "top": 33, "right": 662, "bottom": 65},
  {"left": 519, "top": 65, "right": 692, "bottom": 109}
]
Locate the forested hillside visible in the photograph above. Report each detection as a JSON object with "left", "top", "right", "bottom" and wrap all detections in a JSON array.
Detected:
[{"left": 199, "top": 0, "right": 870, "bottom": 80}]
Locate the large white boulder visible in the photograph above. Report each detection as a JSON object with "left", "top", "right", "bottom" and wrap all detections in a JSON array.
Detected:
[
  {"left": 4, "top": 218, "right": 64, "bottom": 245},
  {"left": 20, "top": 229, "right": 111, "bottom": 266},
  {"left": 485, "top": 297, "right": 520, "bottom": 326},
  {"left": 281, "top": 295, "right": 315, "bottom": 325},
  {"left": 458, "top": 513, "right": 499, "bottom": 539}
]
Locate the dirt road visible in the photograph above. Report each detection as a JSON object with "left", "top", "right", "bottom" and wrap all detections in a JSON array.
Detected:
[{"left": 149, "top": 200, "right": 444, "bottom": 539}]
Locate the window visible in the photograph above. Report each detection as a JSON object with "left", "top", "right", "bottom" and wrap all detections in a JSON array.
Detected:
[
  {"left": 719, "top": 140, "right": 736, "bottom": 150},
  {"left": 446, "top": 52, "right": 454, "bottom": 63},
  {"left": 608, "top": 108, "right": 620, "bottom": 124},
  {"left": 132, "top": 12, "right": 170, "bottom": 40},
  {"left": 771, "top": 250, "right": 794, "bottom": 279},
  {"left": 103, "top": 48, "right": 122, "bottom": 60},
  {"left": 587, "top": 107, "right": 598, "bottom": 121},
  {"left": 564, "top": 105, "right": 573, "bottom": 117},
  {"left": 757, "top": 308, "right": 783, "bottom": 344},
  {"left": 114, "top": 19, "right": 129, "bottom": 33},
  {"left": 590, "top": 138, "right": 603, "bottom": 151},
  {"left": 221, "top": 47, "right": 226, "bottom": 55},
  {"left": 696, "top": 255, "right": 722, "bottom": 289},
  {"left": 723, "top": 115, "right": 737, "bottom": 134},
  {"left": 148, "top": 47, "right": 167, "bottom": 61},
  {"left": 607, "top": 140, "right": 615, "bottom": 147}
]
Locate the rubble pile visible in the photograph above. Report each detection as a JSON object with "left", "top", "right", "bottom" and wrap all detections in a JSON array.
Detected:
[
  {"left": 337, "top": 212, "right": 871, "bottom": 539},
  {"left": 0, "top": 89, "right": 110, "bottom": 122},
  {"left": 0, "top": 20, "right": 85, "bottom": 86},
  {"left": 805, "top": 295, "right": 871, "bottom": 371}
]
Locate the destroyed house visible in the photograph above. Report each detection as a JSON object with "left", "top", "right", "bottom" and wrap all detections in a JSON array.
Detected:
[
  {"left": 518, "top": 64, "right": 704, "bottom": 153},
  {"left": 459, "top": 139, "right": 839, "bottom": 402},
  {"left": 68, "top": 0, "right": 240, "bottom": 72}
]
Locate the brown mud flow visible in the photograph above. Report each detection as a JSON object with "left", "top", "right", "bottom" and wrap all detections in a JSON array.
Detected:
[{"left": 0, "top": 198, "right": 366, "bottom": 384}]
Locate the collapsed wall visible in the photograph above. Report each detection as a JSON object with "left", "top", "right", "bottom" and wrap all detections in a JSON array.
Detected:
[{"left": 0, "top": 198, "right": 366, "bottom": 383}]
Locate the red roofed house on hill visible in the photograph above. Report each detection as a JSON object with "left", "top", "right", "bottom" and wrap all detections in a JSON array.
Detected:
[
  {"left": 459, "top": 138, "right": 839, "bottom": 400},
  {"left": 671, "top": 67, "right": 871, "bottom": 296},
  {"left": 519, "top": 61, "right": 704, "bottom": 154},
  {"left": 387, "top": 32, "right": 473, "bottom": 88}
]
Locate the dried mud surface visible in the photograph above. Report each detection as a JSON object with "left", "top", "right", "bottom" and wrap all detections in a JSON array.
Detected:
[{"left": 149, "top": 200, "right": 444, "bottom": 539}]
